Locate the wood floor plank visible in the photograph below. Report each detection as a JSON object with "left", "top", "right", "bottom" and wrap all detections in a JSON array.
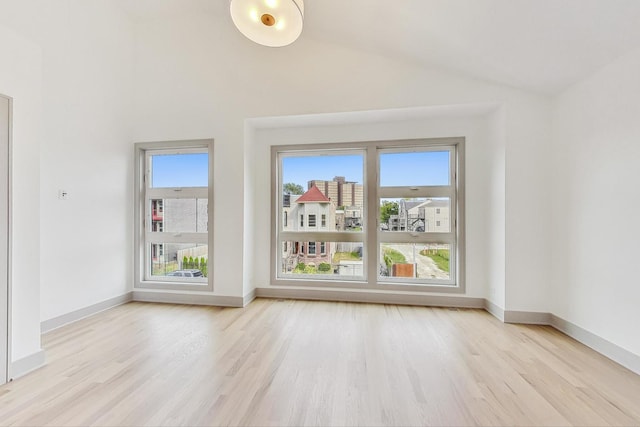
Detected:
[{"left": 1, "top": 299, "right": 639, "bottom": 426}]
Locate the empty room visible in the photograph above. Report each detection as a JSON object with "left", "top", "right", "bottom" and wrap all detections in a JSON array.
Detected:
[{"left": 1, "top": 0, "right": 640, "bottom": 425}]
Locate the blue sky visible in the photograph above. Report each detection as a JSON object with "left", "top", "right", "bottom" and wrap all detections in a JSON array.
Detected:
[
  {"left": 150, "top": 150, "right": 450, "bottom": 189},
  {"left": 282, "top": 151, "right": 449, "bottom": 189},
  {"left": 283, "top": 155, "right": 363, "bottom": 186},
  {"left": 152, "top": 153, "right": 208, "bottom": 187},
  {"left": 379, "top": 151, "right": 449, "bottom": 186}
]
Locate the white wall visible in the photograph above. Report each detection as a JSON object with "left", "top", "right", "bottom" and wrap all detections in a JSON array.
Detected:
[
  {"left": 246, "top": 107, "right": 503, "bottom": 300},
  {"left": 0, "top": 3, "right": 553, "bottom": 337},
  {"left": 131, "top": 11, "right": 551, "bottom": 307},
  {"left": 504, "top": 101, "right": 553, "bottom": 312},
  {"left": 0, "top": 24, "right": 43, "bottom": 363},
  {"left": 551, "top": 47, "right": 640, "bottom": 356},
  {"left": 0, "top": 1, "right": 136, "bottom": 322}
]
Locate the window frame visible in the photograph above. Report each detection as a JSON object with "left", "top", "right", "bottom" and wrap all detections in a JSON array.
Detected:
[
  {"left": 134, "top": 139, "right": 214, "bottom": 292},
  {"left": 377, "top": 145, "right": 458, "bottom": 286},
  {"left": 271, "top": 138, "right": 465, "bottom": 293}
]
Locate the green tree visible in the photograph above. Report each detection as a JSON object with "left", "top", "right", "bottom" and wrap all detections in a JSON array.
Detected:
[
  {"left": 380, "top": 200, "right": 399, "bottom": 224},
  {"left": 283, "top": 182, "right": 304, "bottom": 195}
]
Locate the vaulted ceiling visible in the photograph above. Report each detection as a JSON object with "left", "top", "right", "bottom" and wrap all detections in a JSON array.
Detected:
[{"left": 113, "top": 0, "right": 640, "bottom": 95}]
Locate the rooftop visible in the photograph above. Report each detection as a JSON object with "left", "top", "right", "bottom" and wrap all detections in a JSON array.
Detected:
[{"left": 295, "top": 185, "right": 331, "bottom": 203}]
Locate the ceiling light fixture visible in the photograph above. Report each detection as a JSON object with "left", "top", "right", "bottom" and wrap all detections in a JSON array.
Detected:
[{"left": 230, "top": 0, "right": 304, "bottom": 47}]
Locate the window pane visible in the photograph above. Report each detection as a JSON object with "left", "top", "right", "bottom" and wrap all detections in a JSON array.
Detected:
[
  {"left": 282, "top": 153, "right": 364, "bottom": 230},
  {"left": 149, "top": 243, "right": 208, "bottom": 280},
  {"left": 280, "top": 241, "right": 364, "bottom": 279},
  {"left": 379, "top": 243, "right": 450, "bottom": 280},
  {"left": 151, "top": 153, "right": 208, "bottom": 188},
  {"left": 150, "top": 199, "right": 208, "bottom": 233},
  {"left": 380, "top": 151, "right": 449, "bottom": 186},
  {"left": 380, "top": 198, "right": 450, "bottom": 232}
]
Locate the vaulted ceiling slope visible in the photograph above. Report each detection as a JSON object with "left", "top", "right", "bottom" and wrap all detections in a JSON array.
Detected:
[{"left": 119, "top": 0, "right": 640, "bottom": 95}]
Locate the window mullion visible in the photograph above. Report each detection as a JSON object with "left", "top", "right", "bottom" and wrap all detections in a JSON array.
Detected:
[
  {"left": 280, "top": 231, "right": 364, "bottom": 243},
  {"left": 366, "top": 144, "right": 378, "bottom": 286},
  {"left": 145, "top": 232, "right": 208, "bottom": 244},
  {"left": 378, "top": 186, "right": 452, "bottom": 199}
]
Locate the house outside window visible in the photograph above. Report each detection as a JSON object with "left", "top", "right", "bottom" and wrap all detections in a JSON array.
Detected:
[{"left": 308, "top": 214, "right": 316, "bottom": 227}]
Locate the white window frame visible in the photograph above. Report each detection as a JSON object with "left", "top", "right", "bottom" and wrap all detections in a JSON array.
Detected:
[
  {"left": 134, "top": 139, "right": 214, "bottom": 292},
  {"left": 377, "top": 145, "right": 459, "bottom": 287},
  {"left": 308, "top": 214, "right": 316, "bottom": 227},
  {"left": 273, "top": 147, "right": 367, "bottom": 283},
  {"left": 271, "top": 138, "right": 465, "bottom": 293}
]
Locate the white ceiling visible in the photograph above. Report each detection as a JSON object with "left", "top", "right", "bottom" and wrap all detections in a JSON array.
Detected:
[{"left": 120, "top": 0, "right": 640, "bottom": 95}]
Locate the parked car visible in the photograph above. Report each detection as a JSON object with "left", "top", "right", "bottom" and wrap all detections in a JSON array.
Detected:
[{"left": 167, "top": 269, "right": 203, "bottom": 278}]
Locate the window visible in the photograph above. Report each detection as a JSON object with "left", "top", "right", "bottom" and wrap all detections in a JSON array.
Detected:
[
  {"left": 272, "top": 138, "right": 464, "bottom": 291},
  {"left": 284, "top": 211, "right": 288, "bottom": 227},
  {"left": 135, "top": 139, "right": 214, "bottom": 291},
  {"left": 274, "top": 150, "right": 364, "bottom": 280}
]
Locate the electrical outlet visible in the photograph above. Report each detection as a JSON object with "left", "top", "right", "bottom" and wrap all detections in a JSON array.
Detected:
[{"left": 58, "top": 189, "right": 69, "bottom": 200}]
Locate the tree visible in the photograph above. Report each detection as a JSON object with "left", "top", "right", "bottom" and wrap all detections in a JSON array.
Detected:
[
  {"left": 380, "top": 200, "right": 399, "bottom": 224},
  {"left": 283, "top": 182, "right": 304, "bottom": 195}
]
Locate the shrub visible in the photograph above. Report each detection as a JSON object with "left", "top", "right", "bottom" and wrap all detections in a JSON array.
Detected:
[{"left": 318, "top": 262, "right": 331, "bottom": 272}]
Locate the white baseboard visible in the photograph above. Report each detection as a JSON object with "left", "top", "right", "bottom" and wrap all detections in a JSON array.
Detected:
[
  {"left": 243, "top": 289, "right": 257, "bottom": 307},
  {"left": 10, "top": 350, "right": 45, "bottom": 380},
  {"left": 132, "top": 290, "right": 244, "bottom": 307},
  {"left": 550, "top": 314, "right": 640, "bottom": 376},
  {"left": 504, "top": 310, "right": 551, "bottom": 325},
  {"left": 41, "top": 292, "right": 133, "bottom": 334},
  {"left": 255, "top": 287, "right": 485, "bottom": 308},
  {"left": 484, "top": 299, "right": 504, "bottom": 321},
  {"left": 484, "top": 305, "right": 640, "bottom": 376}
]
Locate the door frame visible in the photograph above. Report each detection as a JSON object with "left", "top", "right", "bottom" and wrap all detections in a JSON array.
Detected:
[{"left": 0, "top": 93, "right": 12, "bottom": 385}]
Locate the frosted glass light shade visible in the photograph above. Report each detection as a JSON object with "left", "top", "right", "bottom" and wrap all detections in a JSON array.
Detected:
[{"left": 230, "top": 0, "right": 304, "bottom": 47}]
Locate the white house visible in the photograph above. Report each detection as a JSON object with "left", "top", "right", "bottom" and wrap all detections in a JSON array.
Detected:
[{"left": 281, "top": 185, "right": 336, "bottom": 270}]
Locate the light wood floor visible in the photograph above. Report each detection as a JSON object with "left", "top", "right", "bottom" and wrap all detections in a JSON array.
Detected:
[{"left": 1, "top": 299, "right": 640, "bottom": 426}]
